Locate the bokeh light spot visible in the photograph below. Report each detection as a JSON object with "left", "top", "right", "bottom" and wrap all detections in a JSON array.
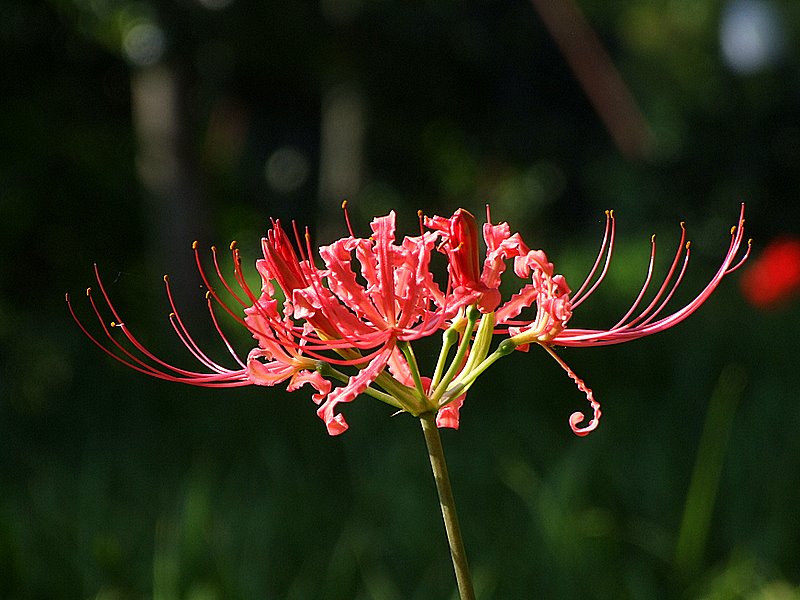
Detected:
[
  {"left": 720, "top": 0, "right": 785, "bottom": 74},
  {"left": 264, "top": 146, "right": 310, "bottom": 194}
]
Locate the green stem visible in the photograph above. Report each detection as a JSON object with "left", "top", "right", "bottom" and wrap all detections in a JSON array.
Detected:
[
  {"left": 431, "top": 305, "right": 479, "bottom": 404},
  {"left": 430, "top": 326, "right": 460, "bottom": 391},
  {"left": 420, "top": 412, "right": 476, "bottom": 600},
  {"left": 441, "top": 338, "right": 517, "bottom": 405},
  {"left": 398, "top": 340, "right": 426, "bottom": 397}
]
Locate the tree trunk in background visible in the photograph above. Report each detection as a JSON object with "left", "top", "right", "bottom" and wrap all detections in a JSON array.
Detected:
[
  {"left": 131, "top": 63, "right": 209, "bottom": 303},
  {"left": 317, "top": 82, "right": 365, "bottom": 240}
]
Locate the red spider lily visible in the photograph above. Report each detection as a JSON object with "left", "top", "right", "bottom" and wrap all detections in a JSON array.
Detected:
[
  {"left": 245, "top": 211, "right": 454, "bottom": 434},
  {"left": 740, "top": 236, "right": 800, "bottom": 308},
  {"left": 70, "top": 204, "right": 749, "bottom": 438},
  {"left": 427, "top": 205, "right": 750, "bottom": 435},
  {"left": 68, "top": 209, "right": 458, "bottom": 436}
]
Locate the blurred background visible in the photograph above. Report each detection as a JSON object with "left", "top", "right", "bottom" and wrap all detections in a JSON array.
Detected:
[{"left": 2, "top": 0, "right": 800, "bottom": 597}]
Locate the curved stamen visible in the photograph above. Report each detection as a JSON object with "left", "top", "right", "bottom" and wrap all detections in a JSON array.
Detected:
[
  {"left": 571, "top": 210, "right": 615, "bottom": 309},
  {"left": 618, "top": 224, "right": 687, "bottom": 329},
  {"left": 608, "top": 233, "right": 658, "bottom": 329},
  {"left": 342, "top": 200, "right": 355, "bottom": 237},
  {"left": 70, "top": 282, "right": 247, "bottom": 385},
  {"left": 163, "top": 275, "right": 239, "bottom": 373},
  {"left": 632, "top": 242, "right": 691, "bottom": 329}
]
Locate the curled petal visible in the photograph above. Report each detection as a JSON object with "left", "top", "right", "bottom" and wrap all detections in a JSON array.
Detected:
[
  {"left": 246, "top": 348, "right": 296, "bottom": 386},
  {"left": 316, "top": 345, "right": 394, "bottom": 436},
  {"left": 541, "top": 344, "right": 602, "bottom": 436},
  {"left": 287, "top": 370, "right": 332, "bottom": 404}
]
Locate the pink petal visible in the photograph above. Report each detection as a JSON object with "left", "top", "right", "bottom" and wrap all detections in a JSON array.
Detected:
[
  {"left": 287, "top": 369, "right": 332, "bottom": 404},
  {"left": 246, "top": 348, "right": 295, "bottom": 386},
  {"left": 316, "top": 344, "right": 394, "bottom": 435},
  {"left": 436, "top": 390, "right": 466, "bottom": 429}
]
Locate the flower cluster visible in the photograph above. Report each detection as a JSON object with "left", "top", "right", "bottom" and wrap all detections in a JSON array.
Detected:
[{"left": 68, "top": 204, "right": 749, "bottom": 436}]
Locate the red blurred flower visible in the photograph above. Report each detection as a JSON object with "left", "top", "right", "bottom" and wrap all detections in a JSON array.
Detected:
[{"left": 740, "top": 237, "right": 800, "bottom": 308}]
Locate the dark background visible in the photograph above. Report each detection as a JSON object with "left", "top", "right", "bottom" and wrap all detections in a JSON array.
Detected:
[{"left": 2, "top": 0, "right": 799, "bottom": 597}]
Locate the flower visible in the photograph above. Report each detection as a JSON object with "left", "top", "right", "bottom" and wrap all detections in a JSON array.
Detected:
[
  {"left": 740, "top": 236, "right": 800, "bottom": 308},
  {"left": 69, "top": 208, "right": 457, "bottom": 436},
  {"left": 70, "top": 204, "right": 749, "bottom": 438},
  {"left": 247, "top": 211, "right": 452, "bottom": 434},
  {"left": 425, "top": 205, "right": 750, "bottom": 435},
  {"left": 424, "top": 208, "right": 529, "bottom": 313}
]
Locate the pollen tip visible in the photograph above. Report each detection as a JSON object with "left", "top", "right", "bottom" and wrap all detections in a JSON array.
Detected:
[
  {"left": 85, "top": 287, "right": 92, "bottom": 296},
  {"left": 211, "top": 245, "right": 217, "bottom": 252},
  {"left": 230, "top": 240, "right": 238, "bottom": 250},
  {"left": 163, "top": 274, "right": 169, "bottom": 282},
  {"left": 686, "top": 241, "right": 692, "bottom": 250},
  {"left": 341, "top": 199, "right": 348, "bottom": 209},
  {"left": 609, "top": 209, "right": 614, "bottom": 218},
  {"left": 205, "top": 291, "right": 212, "bottom": 299},
  {"left": 651, "top": 233, "right": 656, "bottom": 243},
  {"left": 192, "top": 240, "right": 199, "bottom": 249}
]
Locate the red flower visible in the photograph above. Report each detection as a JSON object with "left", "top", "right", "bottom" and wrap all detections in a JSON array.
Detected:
[
  {"left": 740, "top": 237, "right": 800, "bottom": 308},
  {"left": 70, "top": 204, "right": 749, "bottom": 437},
  {"left": 424, "top": 208, "right": 529, "bottom": 313},
  {"left": 426, "top": 205, "right": 750, "bottom": 435}
]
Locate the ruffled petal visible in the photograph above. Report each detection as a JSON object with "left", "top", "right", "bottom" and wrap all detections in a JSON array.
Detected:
[
  {"left": 246, "top": 348, "right": 295, "bottom": 386},
  {"left": 435, "top": 390, "right": 466, "bottom": 429},
  {"left": 316, "top": 344, "right": 394, "bottom": 435},
  {"left": 287, "top": 369, "right": 332, "bottom": 404}
]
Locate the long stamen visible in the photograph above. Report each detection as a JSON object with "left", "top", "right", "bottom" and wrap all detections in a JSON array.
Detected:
[
  {"left": 229, "top": 242, "right": 263, "bottom": 308},
  {"left": 207, "top": 244, "right": 246, "bottom": 308},
  {"left": 621, "top": 223, "right": 688, "bottom": 328},
  {"left": 727, "top": 238, "right": 752, "bottom": 274},
  {"left": 205, "top": 292, "right": 247, "bottom": 369},
  {"left": 609, "top": 233, "right": 658, "bottom": 329},
  {"left": 634, "top": 242, "right": 691, "bottom": 329},
  {"left": 571, "top": 210, "right": 615, "bottom": 308},
  {"left": 163, "top": 275, "right": 235, "bottom": 373},
  {"left": 342, "top": 200, "right": 355, "bottom": 237},
  {"left": 73, "top": 279, "right": 246, "bottom": 385}
]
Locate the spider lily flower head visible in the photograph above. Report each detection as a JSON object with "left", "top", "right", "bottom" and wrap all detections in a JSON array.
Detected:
[
  {"left": 68, "top": 207, "right": 463, "bottom": 437},
  {"left": 70, "top": 204, "right": 749, "bottom": 439},
  {"left": 246, "top": 209, "right": 454, "bottom": 434},
  {"left": 426, "top": 205, "right": 750, "bottom": 435}
]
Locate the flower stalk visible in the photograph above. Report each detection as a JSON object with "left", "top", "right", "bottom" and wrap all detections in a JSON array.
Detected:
[{"left": 420, "top": 411, "right": 476, "bottom": 600}]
